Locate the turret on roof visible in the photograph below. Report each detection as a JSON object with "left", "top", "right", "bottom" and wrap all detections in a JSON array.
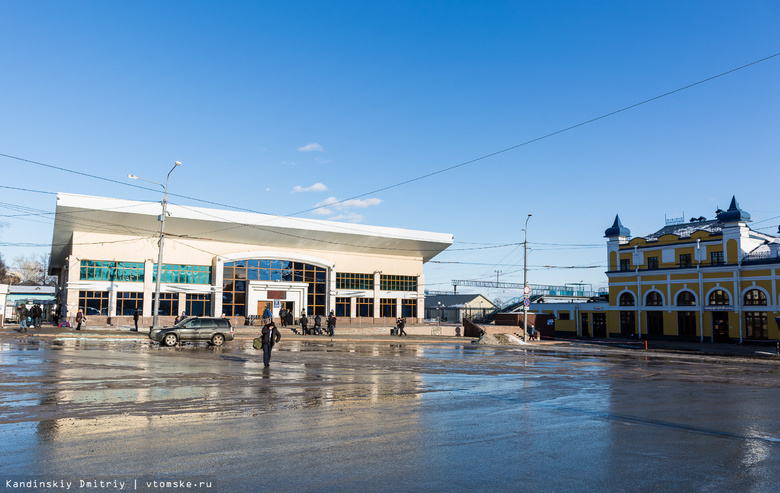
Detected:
[{"left": 604, "top": 214, "right": 630, "bottom": 238}]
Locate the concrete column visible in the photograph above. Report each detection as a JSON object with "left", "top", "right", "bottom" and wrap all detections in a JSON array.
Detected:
[
  {"left": 373, "top": 272, "right": 381, "bottom": 319},
  {"left": 214, "top": 257, "right": 224, "bottom": 317}
]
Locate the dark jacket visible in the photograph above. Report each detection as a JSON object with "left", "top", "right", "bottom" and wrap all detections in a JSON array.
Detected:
[
  {"left": 262, "top": 324, "right": 281, "bottom": 347},
  {"left": 327, "top": 315, "right": 336, "bottom": 328}
]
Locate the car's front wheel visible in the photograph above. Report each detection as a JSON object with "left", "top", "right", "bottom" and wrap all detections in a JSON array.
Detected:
[
  {"left": 211, "top": 334, "right": 225, "bottom": 347},
  {"left": 162, "top": 333, "right": 178, "bottom": 347}
]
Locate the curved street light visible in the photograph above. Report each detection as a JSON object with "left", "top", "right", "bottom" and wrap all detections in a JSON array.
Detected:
[
  {"left": 128, "top": 161, "right": 181, "bottom": 330},
  {"left": 523, "top": 214, "right": 532, "bottom": 343}
]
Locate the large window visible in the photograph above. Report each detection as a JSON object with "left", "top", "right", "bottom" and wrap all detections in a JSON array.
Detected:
[
  {"left": 336, "top": 273, "right": 373, "bottom": 290},
  {"left": 154, "top": 264, "right": 211, "bottom": 284},
  {"left": 708, "top": 289, "right": 730, "bottom": 306},
  {"left": 710, "top": 251, "right": 725, "bottom": 265},
  {"left": 223, "top": 260, "right": 327, "bottom": 316},
  {"left": 78, "top": 291, "right": 109, "bottom": 316},
  {"left": 647, "top": 257, "right": 659, "bottom": 270},
  {"left": 80, "top": 261, "right": 144, "bottom": 282},
  {"left": 679, "top": 254, "right": 692, "bottom": 267},
  {"left": 744, "top": 289, "right": 767, "bottom": 306},
  {"left": 619, "top": 259, "right": 631, "bottom": 271},
  {"left": 402, "top": 299, "right": 417, "bottom": 318},
  {"left": 116, "top": 292, "right": 143, "bottom": 316},
  {"left": 678, "top": 311, "right": 697, "bottom": 337},
  {"left": 619, "top": 292, "right": 635, "bottom": 306},
  {"left": 645, "top": 291, "right": 663, "bottom": 306},
  {"left": 647, "top": 311, "right": 663, "bottom": 335},
  {"left": 356, "top": 298, "right": 373, "bottom": 317},
  {"left": 676, "top": 291, "right": 696, "bottom": 306},
  {"left": 380, "top": 275, "right": 417, "bottom": 291},
  {"left": 153, "top": 292, "right": 179, "bottom": 317},
  {"left": 336, "top": 297, "right": 351, "bottom": 318},
  {"left": 745, "top": 312, "right": 768, "bottom": 339},
  {"left": 380, "top": 298, "right": 397, "bottom": 317},
  {"left": 185, "top": 294, "right": 211, "bottom": 317}
]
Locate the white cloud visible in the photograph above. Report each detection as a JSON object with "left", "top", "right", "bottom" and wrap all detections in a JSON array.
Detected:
[
  {"left": 297, "top": 142, "right": 324, "bottom": 152},
  {"left": 311, "top": 196, "right": 381, "bottom": 222},
  {"left": 281, "top": 161, "right": 297, "bottom": 166},
  {"left": 292, "top": 182, "right": 328, "bottom": 193}
]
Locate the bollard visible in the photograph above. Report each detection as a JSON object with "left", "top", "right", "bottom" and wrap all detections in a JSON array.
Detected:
[
  {"left": 777, "top": 341, "right": 779, "bottom": 356},
  {"left": 645, "top": 340, "right": 648, "bottom": 351}
]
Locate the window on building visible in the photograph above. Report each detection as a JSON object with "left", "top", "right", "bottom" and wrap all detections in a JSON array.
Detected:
[
  {"left": 558, "top": 312, "right": 570, "bottom": 321},
  {"left": 679, "top": 254, "right": 692, "bottom": 267},
  {"left": 745, "top": 311, "right": 768, "bottom": 339},
  {"left": 380, "top": 275, "right": 418, "bottom": 291},
  {"left": 380, "top": 298, "right": 397, "bottom": 318},
  {"left": 619, "top": 292, "right": 635, "bottom": 306},
  {"left": 678, "top": 311, "right": 697, "bottom": 337},
  {"left": 619, "top": 259, "right": 631, "bottom": 271},
  {"left": 78, "top": 291, "right": 109, "bottom": 316},
  {"left": 647, "top": 257, "right": 659, "bottom": 270},
  {"left": 676, "top": 291, "right": 696, "bottom": 306},
  {"left": 708, "top": 289, "right": 730, "bottom": 306},
  {"left": 152, "top": 292, "right": 179, "bottom": 317},
  {"left": 645, "top": 291, "right": 663, "bottom": 306},
  {"left": 402, "top": 299, "right": 417, "bottom": 318},
  {"left": 620, "top": 311, "right": 635, "bottom": 335},
  {"left": 356, "top": 298, "right": 373, "bottom": 317},
  {"left": 646, "top": 311, "right": 663, "bottom": 335},
  {"left": 185, "top": 293, "right": 211, "bottom": 317},
  {"left": 116, "top": 292, "right": 143, "bottom": 316},
  {"left": 336, "top": 297, "right": 351, "bottom": 318},
  {"left": 80, "top": 260, "right": 144, "bottom": 282},
  {"left": 744, "top": 289, "right": 767, "bottom": 306},
  {"left": 153, "top": 264, "right": 211, "bottom": 284},
  {"left": 710, "top": 251, "right": 724, "bottom": 265},
  {"left": 223, "top": 260, "right": 327, "bottom": 316},
  {"left": 336, "top": 273, "right": 374, "bottom": 290}
]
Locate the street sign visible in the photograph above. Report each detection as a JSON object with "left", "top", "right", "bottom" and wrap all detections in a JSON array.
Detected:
[
  {"left": 523, "top": 298, "right": 531, "bottom": 307},
  {"left": 523, "top": 286, "right": 530, "bottom": 295}
]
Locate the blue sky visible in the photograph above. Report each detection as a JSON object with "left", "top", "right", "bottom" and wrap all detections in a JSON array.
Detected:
[{"left": 1, "top": 1, "right": 778, "bottom": 300}]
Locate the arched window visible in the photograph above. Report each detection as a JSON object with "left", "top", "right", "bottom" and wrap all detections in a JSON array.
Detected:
[
  {"left": 619, "top": 292, "right": 635, "bottom": 306},
  {"left": 708, "top": 289, "right": 730, "bottom": 306},
  {"left": 645, "top": 291, "right": 663, "bottom": 306},
  {"left": 676, "top": 291, "right": 696, "bottom": 306},
  {"left": 744, "top": 289, "right": 767, "bottom": 306}
]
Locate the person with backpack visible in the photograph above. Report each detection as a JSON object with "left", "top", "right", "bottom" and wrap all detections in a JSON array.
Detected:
[
  {"left": 300, "top": 313, "right": 309, "bottom": 335},
  {"left": 313, "top": 314, "right": 322, "bottom": 335},
  {"left": 17, "top": 305, "right": 28, "bottom": 333},
  {"left": 327, "top": 311, "right": 336, "bottom": 336}
]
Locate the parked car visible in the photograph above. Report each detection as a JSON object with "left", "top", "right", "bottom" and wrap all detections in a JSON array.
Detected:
[{"left": 149, "top": 317, "right": 234, "bottom": 347}]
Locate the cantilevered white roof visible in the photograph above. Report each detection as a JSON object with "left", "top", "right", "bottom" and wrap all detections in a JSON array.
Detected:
[{"left": 50, "top": 193, "right": 454, "bottom": 268}]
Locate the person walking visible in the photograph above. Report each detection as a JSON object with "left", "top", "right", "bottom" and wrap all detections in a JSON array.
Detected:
[
  {"left": 54, "top": 304, "right": 61, "bottom": 326},
  {"left": 397, "top": 317, "right": 407, "bottom": 336},
  {"left": 279, "top": 307, "right": 287, "bottom": 328},
  {"left": 262, "top": 306, "right": 272, "bottom": 325},
  {"left": 313, "top": 314, "right": 322, "bottom": 335},
  {"left": 75, "top": 309, "right": 85, "bottom": 330},
  {"left": 327, "top": 311, "right": 336, "bottom": 336},
  {"left": 133, "top": 308, "right": 140, "bottom": 331},
  {"left": 261, "top": 322, "right": 281, "bottom": 367},
  {"left": 17, "top": 305, "right": 28, "bottom": 333},
  {"left": 32, "top": 304, "right": 42, "bottom": 328},
  {"left": 300, "top": 313, "right": 309, "bottom": 335}
]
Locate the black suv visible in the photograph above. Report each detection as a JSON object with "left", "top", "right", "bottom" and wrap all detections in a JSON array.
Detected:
[{"left": 149, "top": 317, "right": 234, "bottom": 347}]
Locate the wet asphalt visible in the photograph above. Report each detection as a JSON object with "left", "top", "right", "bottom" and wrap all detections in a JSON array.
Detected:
[{"left": 1, "top": 328, "right": 779, "bottom": 492}]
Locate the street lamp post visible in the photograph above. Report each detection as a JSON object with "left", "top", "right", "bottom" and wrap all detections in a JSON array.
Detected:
[
  {"left": 128, "top": 161, "right": 181, "bottom": 330},
  {"left": 523, "top": 214, "right": 532, "bottom": 343}
]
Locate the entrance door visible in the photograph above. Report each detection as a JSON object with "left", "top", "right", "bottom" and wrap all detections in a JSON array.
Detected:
[
  {"left": 581, "top": 313, "right": 589, "bottom": 337},
  {"left": 257, "top": 301, "right": 272, "bottom": 324},
  {"left": 592, "top": 313, "right": 606, "bottom": 338},
  {"left": 712, "top": 312, "right": 729, "bottom": 342}
]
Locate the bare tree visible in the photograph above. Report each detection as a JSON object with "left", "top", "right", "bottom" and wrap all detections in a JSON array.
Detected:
[
  {"left": 0, "top": 252, "right": 11, "bottom": 284},
  {"left": 13, "top": 254, "right": 47, "bottom": 285}
]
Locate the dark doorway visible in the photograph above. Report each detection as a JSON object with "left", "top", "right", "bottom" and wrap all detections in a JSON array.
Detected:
[
  {"left": 592, "top": 313, "right": 606, "bottom": 338},
  {"left": 712, "top": 312, "right": 729, "bottom": 342}
]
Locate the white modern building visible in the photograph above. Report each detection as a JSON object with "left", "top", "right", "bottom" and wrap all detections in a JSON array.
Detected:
[{"left": 49, "top": 193, "right": 453, "bottom": 326}]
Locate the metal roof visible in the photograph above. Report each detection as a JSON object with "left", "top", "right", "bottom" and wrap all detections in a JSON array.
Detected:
[{"left": 50, "top": 193, "right": 453, "bottom": 268}]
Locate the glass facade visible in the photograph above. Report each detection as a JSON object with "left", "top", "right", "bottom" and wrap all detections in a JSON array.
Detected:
[
  {"left": 336, "top": 273, "right": 374, "bottom": 290},
  {"left": 80, "top": 261, "right": 144, "bottom": 282},
  {"left": 116, "top": 292, "right": 143, "bottom": 316},
  {"left": 380, "top": 275, "right": 417, "bottom": 291},
  {"left": 402, "top": 299, "right": 417, "bottom": 318},
  {"left": 78, "top": 291, "right": 109, "bottom": 316},
  {"left": 355, "top": 298, "right": 373, "bottom": 317},
  {"left": 153, "top": 292, "right": 179, "bottom": 317},
  {"left": 336, "top": 297, "right": 351, "bottom": 317},
  {"left": 223, "top": 260, "right": 327, "bottom": 316},
  {"left": 380, "top": 298, "right": 396, "bottom": 318},
  {"left": 186, "top": 293, "right": 211, "bottom": 317},
  {"left": 154, "top": 264, "right": 211, "bottom": 284}
]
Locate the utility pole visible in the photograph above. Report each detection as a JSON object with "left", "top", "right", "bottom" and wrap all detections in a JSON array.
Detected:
[
  {"left": 523, "top": 214, "right": 532, "bottom": 343},
  {"left": 495, "top": 270, "right": 502, "bottom": 283}
]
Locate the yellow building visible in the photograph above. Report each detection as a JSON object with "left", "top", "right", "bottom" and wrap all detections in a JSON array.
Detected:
[{"left": 604, "top": 196, "right": 780, "bottom": 342}]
